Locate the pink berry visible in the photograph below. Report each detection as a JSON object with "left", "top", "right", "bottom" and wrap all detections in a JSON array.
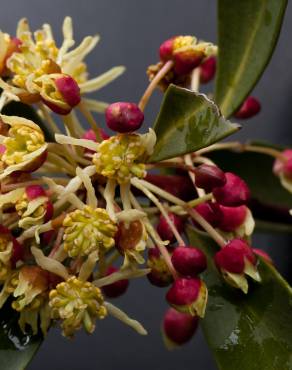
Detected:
[
  {"left": 54, "top": 74, "right": 81, "bottom": 108},
  {"left": 218, "top": 205, "right": 247, "bottom": 232},
  {"left": 214, "top": 239, "right": 256, "bottom": 274},
  {"left": 105, "top": 102, "right": 144, "bottom": 133},
  {"left": 163, "top": 308, "right": 198, "bottom": 345},
  {"left": 200, "top": 56, "right": 216, "bottom": 83},
  {"left": 102, "top": 266, "right": 129, "bottom": 298},
  {"left": 194, "top": 164, "right": 226, "bottom": 192},
  {"left": 25, "top": 185, "right": 46, "bottom": 200},
  {"left": 234, "top": 96, "right": 261, "bottom": 119},
  {"left": 159, "top": 37, "right": 175, "bottom": 62},
  {"left": 194, "top": 202, "right": 222, "bottom": 228},
  {"left": 171, "top": 246, "right": 207, "bottom": 277},
  {"left": 213, "top": 172, "right": 250, "bottom": 207},
  {"left": 156, "top": 213, "right": 184, "bottom": 243}
]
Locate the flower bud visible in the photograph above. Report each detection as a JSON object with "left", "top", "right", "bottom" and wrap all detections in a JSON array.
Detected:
[
  {"left": 214, "top": 239, "right": 260, "bottom": 293},
  {"left": 194, "top": 202, "right": 222, "bottom": 228},
  {"left": 166, "top": 277, "right": 208, "bottom": 317},
  {"left": 105, "top": 102, "right": 144, "bottom": 133},
  {"left": 253, "top": 248, "right": 273, "bottom": 264},
  {"left": 234, "top": 96, "right": 261, "bottom": 119},
  {"left": 194, "top": 164, "right": 226, "bottom": 192},
  {"left": 163, "top": 308, "right": 198, "bottom": 347},
  {"left": 102, "top": 266, "right": 129, "bottom": 298},
  {"left": 213, "top": 172, "right": 250, "bottom": 206},
  {"left": 147, "top": 246, "right": 174, "bottom": 287},
  {"left": 218, "top": 205, "right": 247, "bottom": 232},
  {"left": 156, "top": 213, "right": 184, "bottom": 243},
  {"left": 171, "top": 246, "right": 207, "bottom": 277},
  {"left": 200, "top": 56, "right": 216, "bottom": 83}
]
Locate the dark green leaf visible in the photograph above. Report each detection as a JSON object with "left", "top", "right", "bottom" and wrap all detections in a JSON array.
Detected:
[
  {"left": 210, "top": 149, "right": 292, "bottom": 232},
  {"left": 215, "top": 0, "right": 287, "bottom": 117},
  {"left": 149, "top": 85, "right": 240, "bottom": 162},
  {"left": 187, "top": 226, "right": 292, "bottom": 370},
  {"left": 2, "top": 101, "right": 55, "bottom": 142},
  {"left": 0, "top": 302, "right": 42, "bottom": 370}
]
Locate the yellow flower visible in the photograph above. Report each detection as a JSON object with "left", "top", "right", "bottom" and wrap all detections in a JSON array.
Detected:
[
  {"left": 63, "top": 206, "right": 117, "bottom": 258},
  {"left": 49, "top": 276, "right": 107, "bottom": 337}
]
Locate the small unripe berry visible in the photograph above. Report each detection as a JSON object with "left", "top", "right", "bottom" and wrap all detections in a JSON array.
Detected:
[
  {"left": 234, "top": 96, "right": 261, "bottom": 119},
  {"left": 213, "top": 172, "right": 250, "bottom": 207},
  {"left": 218, "top": 205, "right": 247, "bottom": 232},
  {"left": 166, "top": 277, "right": 207, "bottom": 317},
  {"left": 102, "top": 266, "right": 129, "bottom": 298},
  {"left": 194, "top": 164, "right": 226, "bottom": 192},
  {"left": 171, "top": 246, "right": 207, "bottom": 277},
  {"left": 156, "top": 213, "right": 184, "bottom": 243},
  {"left": 163, "top": 308, "right": 198, "bottom": 346},
  {"left": 253, "top": 248, "right": 273, "bottom": 264},
  {"left": 194, "top": 202, "right": 222, "bottom": 228},
  {"left": 173, "top": 50, "right": 204, "bottom": 75},
  {"left": 200, "top": 56, "right": 216, "bottom": 83},
  {"left": 54, "top": 75, "right": 81, "bottom": 108},
  {"left": 105, "top": 102, "right": 144, "bottom": 133},
  {"left": 214, "top": 239, "right": 256, "bottom": 274},
  {"left": 147, "top": 246, "right": 174, "bottom": 287},
  {"left": 159, "top": 37, "right": 176, "bottom": 61}
]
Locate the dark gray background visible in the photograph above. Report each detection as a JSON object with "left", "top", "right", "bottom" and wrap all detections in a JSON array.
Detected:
[{"left": 0, "top": 1, "right": 291, "bottom": 369}]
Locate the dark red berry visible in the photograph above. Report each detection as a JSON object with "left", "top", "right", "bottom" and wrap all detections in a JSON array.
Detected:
[
  {"left": 171, "top": 246, "right": 207, "bottom": 277},
  {"left": 163, "top": 308, "right": 198, "bottom": 345},
  {"left": 234, "top": 96, "right": 261, "bottom": 119},
  {"left": 200, "top": 56, "right": 216, "bottom": 83},
  {"left": 194, "top": 164, "right": 226, "bottom": 192},
  {"left": 102, "top": 266, "right": 129, "bottom": 298},
  {"left": 157, "top": 213, "right": 184, "bottom": 243},
  {"left": 213, "top": 172, "right": 250, "bottom": 207},
  {"left": 105, "top": 102, "right": 144, "bottom": 133},
  {"left": 218, "top": 205, "right": 247, "bottom": 232},
  {"left": 214, "top": 239, "right": 256, "bottom": 274},
  {"left": 194, "top": 202, "right": 222, "bottom": 228}
]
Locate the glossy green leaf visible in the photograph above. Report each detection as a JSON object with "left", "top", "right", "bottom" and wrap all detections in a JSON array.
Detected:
[
  {"left": 187, "top": 226, "right": 292, "bottom": 370},
  {"left": 210, "top": 149, "right": 292, "bottom": 232},
  {"left": 215, "top": 0, "right": 287, "bottom": 117},
  {"left": 149, "top": 85, "right": 240, "bottom": 162},
  {"left": 0, "top": 302, "right": 42, "bottom": 370},
  {"left": 2, "top": 101, "right": 55, "bottom": 142}
]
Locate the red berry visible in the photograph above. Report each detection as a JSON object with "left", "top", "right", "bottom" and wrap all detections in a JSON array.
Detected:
[
  {"left": 163, "top": 308, "right": 198, "bottom": 345},
  {"left": 159, "top": 37, "right": 175, "bottom": 61},
  {"left": 253, "top": 248, "right": 273, "bottom": 264},
  {"left": 156, "top": 213, "right": 184, "bottom": 243},
  {"left": 194, "top": 202, "right": 222, "bottom": 228},
  {"left": 214, "top": 239, "right": 256, "bottom": 274},
  {"left": 102, "top": 266, "right": 129, "bottom": 298},
  {"left": 234, "top": 96, "right": 261, "bottom": 119},
  {"left": 105, "top": 102, "right": 144, "bottom": 133},
  {"left": 173, "top": 50, "right": 204, "bottom": 75},
  {"left": 200, "top": 56, "right": 216, "bottom": 83},
  {"left": 55, "top": 74, "right": 81, "bottom": 108},
  {"left": 213, "top": 172, "right": 250, "bottom": 207},
  {"left": 218, "top": 205, "right": 247, "bottom": 232},
  {"left": 25, "top": 185, "right": 46, "bottom": 200},
  {"left": 194, "top": 164, "right": 226, "bottom": 192},
  {"left": 171, "top": 246, "right": 207, "bottom": 277},
  {"left": 166, "top": 277, "right": 201, "bottom": 306}
]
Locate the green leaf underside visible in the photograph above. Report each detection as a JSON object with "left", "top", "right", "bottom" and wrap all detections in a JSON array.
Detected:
[
  {"left": 0, "top": 303, "right": 42, "bottom": 370},
  {"left": 215, "top": 0, "right": 288, "bottom": 117},
  {"left": 149, "top": 85, "right": 240, "bottom": 162},
  {"left": 2, "top": 101, "right": 55, "bottom": 142},
  {"left": 187, "top": 226, "right": 292, "bottom": 370}
]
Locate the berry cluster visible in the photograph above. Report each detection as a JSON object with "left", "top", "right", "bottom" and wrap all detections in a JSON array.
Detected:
[{"left": 0, "top": 20, "right": 280, "bottom": 351}]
